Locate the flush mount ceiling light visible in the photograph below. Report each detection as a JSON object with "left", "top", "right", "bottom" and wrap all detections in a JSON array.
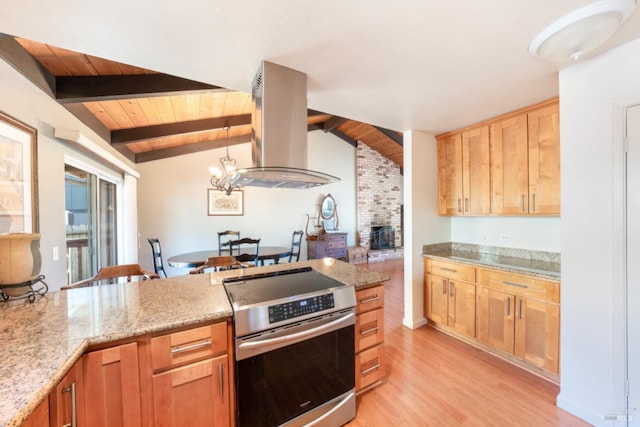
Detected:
[{"left": 528, "top": 0, "right": 636, "bottom": 62}]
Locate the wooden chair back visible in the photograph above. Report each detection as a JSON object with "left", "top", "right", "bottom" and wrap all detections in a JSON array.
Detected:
[
  {"left": 218, "top": 230, "right": 240, "bottom": 255},
  {"left": 147, "top": 237, "right": 168, "bottom": 278},
  {"left": 189, "top": 256, "right": 245, "bottom": 274},
  {"left": 228, "top": 238, "right": 261, "bottom": 266},
  {"left": 62, "top": 264, "right": 160, "bottom": 290}
]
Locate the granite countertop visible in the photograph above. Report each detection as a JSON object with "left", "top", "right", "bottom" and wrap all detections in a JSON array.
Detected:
[
  {"left": 0, "top": 259, "right": 389, "bottom": 427},
  {"left": 423, "top": 243, "right": 560, "bottom": 281}
]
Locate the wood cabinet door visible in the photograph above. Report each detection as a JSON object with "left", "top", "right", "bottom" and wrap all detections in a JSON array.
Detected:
[
  {"left": 447, "top": 280, "right": 476, "bottom": 337},
  {"left": 438, "top": 133, "right": 463, "bottom": 215},
  {"left": 462, "top": 125, "right": 491, "bottom": 215},
  {"left": 514, "top": 297, "right": 560, "bottom": 374},
  {"left": 477, "top": 287, "right": 515, "bottom": 354},
  {"left": 83, "top": 342, "right": 142, "bottom": 427},
  {"left": 527, "top": 103, "right": 560, "bottom": 215},
  {"left": 152, "top": 355, "right": 230, "bottom": 427},
  {"left": 49, "top": 359, "right": 85, "bottom": 427},
  {"left": 425, "top": 273, "right": 448, "bottom": 324},
  {"left": 21, "top": 397, "right": 49, "bottom": 427},
  {"left": 491, "top": 114, "right": 529, "bottom": 214}
]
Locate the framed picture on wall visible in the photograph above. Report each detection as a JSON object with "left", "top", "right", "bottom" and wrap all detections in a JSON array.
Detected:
[
  {"left": 208, "top": 189, "right": 244, "bottom": 216},
  {"left": 0, "top": 111, "right": 38, "bottom": 233}
]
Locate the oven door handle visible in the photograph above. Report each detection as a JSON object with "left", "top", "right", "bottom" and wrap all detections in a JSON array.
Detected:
[{"left": 238, "top": 312, "right": 355, "bottom": 351}]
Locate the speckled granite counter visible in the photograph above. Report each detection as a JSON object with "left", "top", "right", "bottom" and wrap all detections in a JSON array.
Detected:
[
  {"left": 0, "top": 259, "right": 388, "bottom": 427},
  {"left": 423, "top": 242, "right": 560, "bottom": 281}
]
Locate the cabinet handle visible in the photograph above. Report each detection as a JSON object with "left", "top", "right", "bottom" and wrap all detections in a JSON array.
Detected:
[
  {"left": 502, "top": 280, "right": 528, "bottom": 289},
  {"left": 218, "top": 363, "right": 224, "bottom": 398},
  {"left": 361, "top": 363, "right": 380, "bottom": 375},
  {"left": 517, "top": 299, "right": 523, "bottom": 319},
  {"left": 359, "top": 295, "right": 379, "bottom": 305},
  {"left": 171, "top": 339, "right": 212, "bottom": 354},
  {"left": 61, "top": 381, "right": 77, "bottom": 427},
  {"left": 457, "top": 198, "right": 462, "bottom": 213},
  {"left": 441, "top": 267, "right": 457, "bottom": 273},
  {"left": 464, "top": 198, "right": 469, "bottom": 212},
  {"left": 506, "top": 296, "right": 511, "bottom": 317},
  {"left": 531, "top": 193, "right": 536, "bottom": 212},
  {"left": 449, "top": 282, "right": 455, "bottom": 297},
  {"left": 521, "top": 194, "right": 525, "bottom": 212},
  {"left": 360, "top": 326, "right": 379, "bottom": 335},
  {"left": 442, "top": 279, "right": 447, "bottom": 294}
]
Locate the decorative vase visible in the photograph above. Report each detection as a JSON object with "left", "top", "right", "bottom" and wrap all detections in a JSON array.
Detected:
[{"left": 0, "top": 233, "right": 42, "bottom": 296}]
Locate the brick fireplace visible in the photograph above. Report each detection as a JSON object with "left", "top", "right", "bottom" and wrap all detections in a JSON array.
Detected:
[{"left": 355, "top": 142, "right": 404, "bottom": 262}]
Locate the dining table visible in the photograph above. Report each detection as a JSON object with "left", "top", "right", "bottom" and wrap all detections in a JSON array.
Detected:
[{"left": 167, "top": 246, "right": 292, "bottom": 268}]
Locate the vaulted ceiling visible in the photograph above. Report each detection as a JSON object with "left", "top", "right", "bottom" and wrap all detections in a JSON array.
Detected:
[{"left": 0, "top": 35, "right": 404, "bottom": 168}]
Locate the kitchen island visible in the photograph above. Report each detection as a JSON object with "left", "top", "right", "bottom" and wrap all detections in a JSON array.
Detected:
[{"left": 0, "top": 259, "right": 389, "bottom": 427}]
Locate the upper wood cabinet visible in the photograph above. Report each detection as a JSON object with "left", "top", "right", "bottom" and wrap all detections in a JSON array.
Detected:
[
  {"left": 438, "top": 125, "right": 490, "bottom": 215},
  {"left": 438, "top": 99, "right": 560, "bottom": 216}
]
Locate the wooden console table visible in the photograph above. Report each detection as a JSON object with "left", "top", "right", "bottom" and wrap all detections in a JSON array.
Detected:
[{"left": 307, "top": 232, "right": 348, "bottom": 260}]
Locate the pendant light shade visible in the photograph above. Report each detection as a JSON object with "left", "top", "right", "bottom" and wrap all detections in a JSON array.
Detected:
[{"left": 528, "top": 0, "right": 636, "bottom": 62}]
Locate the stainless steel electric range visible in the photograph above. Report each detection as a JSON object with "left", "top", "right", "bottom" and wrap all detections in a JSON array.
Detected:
[{"left": 223, "top": 267, "right": 357, "bottom": 427}]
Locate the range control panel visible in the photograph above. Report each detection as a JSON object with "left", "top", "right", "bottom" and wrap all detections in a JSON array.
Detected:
[{"left": 268, "top": 293, "right": 335, "bottom": 323}]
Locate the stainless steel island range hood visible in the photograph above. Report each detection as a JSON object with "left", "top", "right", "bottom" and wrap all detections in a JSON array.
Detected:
[{"left": 231, "top": 61, "right": 340, "bottom": 189}]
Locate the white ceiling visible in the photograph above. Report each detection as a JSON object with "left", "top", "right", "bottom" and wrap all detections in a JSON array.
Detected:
[{"left": 1, "top": 0, "right": 640, "bottom": 135}]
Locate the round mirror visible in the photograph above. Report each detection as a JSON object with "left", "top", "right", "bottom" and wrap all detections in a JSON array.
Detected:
[{"left": 320, "top": 194, "right": 336, "bottom": 220}]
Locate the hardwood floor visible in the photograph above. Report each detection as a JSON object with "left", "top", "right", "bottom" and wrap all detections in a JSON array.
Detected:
[{"left": 346, "top": 259, "right": 590, "bottom": 427}]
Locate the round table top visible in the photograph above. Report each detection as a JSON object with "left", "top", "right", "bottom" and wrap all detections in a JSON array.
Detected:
[{"left": 167, "top": 246, "right": 292, "bottom": 268}]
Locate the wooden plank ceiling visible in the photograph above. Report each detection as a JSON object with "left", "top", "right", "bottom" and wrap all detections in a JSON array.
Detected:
[{"left": 0, "top": 34, "right": 403, "bottom": 168}]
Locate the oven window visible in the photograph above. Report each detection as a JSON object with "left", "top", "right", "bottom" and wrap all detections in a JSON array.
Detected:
[{"left": 235, "top": 325, "right": 355, "bottom": 427}]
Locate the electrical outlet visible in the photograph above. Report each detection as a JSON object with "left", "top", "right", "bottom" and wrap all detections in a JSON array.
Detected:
[
  {"left": 499, "top": 234, "right": 512, "bottom": 241},
  {"left": 52, "top": 246, "right": 59, "bottom": 261}
]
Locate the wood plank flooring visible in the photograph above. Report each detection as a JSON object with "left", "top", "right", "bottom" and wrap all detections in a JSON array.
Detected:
[{"left": 346, "top": 259, "right": 590, "bottom": 427}]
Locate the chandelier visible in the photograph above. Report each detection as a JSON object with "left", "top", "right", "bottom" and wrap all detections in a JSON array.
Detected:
[{"left": 209, "top": 126, "right": 242, "bottom": 195}]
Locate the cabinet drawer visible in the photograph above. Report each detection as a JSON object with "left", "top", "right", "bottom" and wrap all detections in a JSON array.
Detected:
[
  {"left": 356, "top": 285, "right": 384, "bottom": 314},
  {"left": 356, "top": 344, "right": 385, "bottom": 392},
  {"left": 478, "top": 269, "right": 559, "bottom": 302},
  {"left": 327, "top": 248, "right": 347, "bottom": 258},
  {"left": 356, "top": 308, "right": 384, "bottom": 352},
  {"left": 323, "top": 233, "right": 347, "bottom": 242},
  {"left": 428, "top": 259, "right": 476, "bottom": 283},
  {"left": 327, "top": 240, "right": 347, "bottom": 249},
  {"left": 151, "top": 322, "right": 228, "bottom": 372}
]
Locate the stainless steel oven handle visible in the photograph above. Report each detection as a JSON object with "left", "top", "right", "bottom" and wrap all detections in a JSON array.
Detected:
[
  {"left": 238, "top": 312, "right": 355, "bottom": 351},
  {"left": 304, "top": 391, "right": 355, "bottom": 427}
]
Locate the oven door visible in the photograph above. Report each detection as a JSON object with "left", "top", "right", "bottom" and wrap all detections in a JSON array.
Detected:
[{"left": 235, "top": 308, "right": 355, "bottom": 427}]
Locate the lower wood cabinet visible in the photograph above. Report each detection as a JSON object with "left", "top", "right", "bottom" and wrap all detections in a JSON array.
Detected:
[
  {"left": 477, "top": 269, "right": 560, "bottom": 374},
  {"left": 49, "top": 357, "right": 85, "bottom": 427},
  {"left": 424, "top": 257, "right": 560, "bottom": 380},
  {"left": 83, "top": 342, "right": 142, "bottom": 427},
  {"left": 355, "top": 285, "right": 385, "bottom": 393},
  {"left": 424, "top": 259, "right": 476, "bottom": 338},
  {"left": 149, "top": 322, "right": 232, "bottom": 427},
  {"left": 21, "top": 396, "right": 49, "bottom": 427},
  {"left": 151, "top": 355, "right": 230, "bottom": 427}
]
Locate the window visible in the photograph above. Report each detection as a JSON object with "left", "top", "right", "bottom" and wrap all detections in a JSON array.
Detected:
[{"left": 65, "top": 162, "right": 119, "bottom": 284}]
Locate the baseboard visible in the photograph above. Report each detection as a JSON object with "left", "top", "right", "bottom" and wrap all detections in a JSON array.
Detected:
[
  {"left": 402, "top": 316, "right": 427, "bottom": 330},
  {"left": 556, "top": 394, "right": 605, "bottom": 426}
]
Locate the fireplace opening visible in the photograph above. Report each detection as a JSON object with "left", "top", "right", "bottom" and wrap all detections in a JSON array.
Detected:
[{"left": 370, "top": 225, "right": 395, "bottom": 250}]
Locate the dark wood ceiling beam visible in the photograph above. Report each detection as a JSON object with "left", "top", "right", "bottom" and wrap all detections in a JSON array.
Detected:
[
  {"left": 111, "top": 114, "right": 252, "bottom": 145},
  {"left": 0, "top": 33, "right": 56, "bottom": 98},
  {"left": 55, "top": 74, "right": 226, "bottom": 104},
  {"left": 134, "top": 135, "right": 251, "bottom": 163},
  {"left": 375, "top": 125, "right": 403, "bottom": 145},
  {"left": 307, "top": 109, "right": 327, "bottom": 117},
  {"left": 323, "top": 116, "right": 347, "bottom": 132},
  {"left": 309, "top": 123, "right": 356, "bottom": 147}
]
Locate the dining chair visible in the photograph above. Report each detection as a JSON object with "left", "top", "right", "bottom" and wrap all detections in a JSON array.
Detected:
[
  {"left": 218, "top": 230, "right": 240, "bottom": 255},
  {"left": 288, "top": 230, "right": 304, "bottom": 262},
  {"left": 228, "top": 238, "right": 261, "bottom": 266},
  {"left": 61, "top": 264, "right": 160, "bottom": 290},
  {"left": 147, "top": 237, "right": 168, "bottom": 278},
  {"left": 189, "top": 255, "right": 246, "bottom": 274}
]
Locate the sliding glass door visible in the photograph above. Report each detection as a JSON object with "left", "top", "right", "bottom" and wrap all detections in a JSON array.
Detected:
[{"left": 65, "top": 164, "right": 118, "bottom": 284}]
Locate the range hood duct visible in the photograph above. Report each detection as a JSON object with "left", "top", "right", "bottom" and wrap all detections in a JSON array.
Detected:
[{"left": 231, "top": 61, "right": 340, "bottom": 189}]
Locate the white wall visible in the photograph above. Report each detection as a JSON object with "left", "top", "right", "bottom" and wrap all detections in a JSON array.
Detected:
[
  {"left": 557, "top": 38, "right": 640, "bottom": 426},
  {"left": 136, "top": 130, "right": 357, "bottom": 276},
  {"left": 0, "top": 59, "right": 138, "bottom": 290},
  {"left": 451, "top": 216, "right": 561, "bottom": 252}
]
